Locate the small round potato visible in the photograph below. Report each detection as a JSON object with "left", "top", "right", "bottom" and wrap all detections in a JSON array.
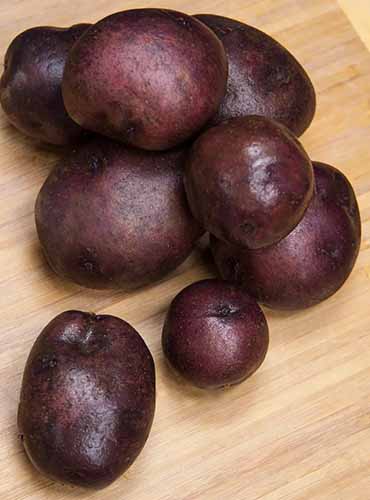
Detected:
[
  {"left": 0, "top": 24, "right": 90, "bottom": 145},
  {"left": 195, "top": 14, "right": 316, "bottom": 137},
  {"left": 211, "top": 162, "right": 361, "bottom": 310},
  {"left": 35, "top": 138, "right": 203, "bottom": 289},
  {"left": 162, "top": 279, "right": 269, "bottom": 389},
  {"left": 185, "top": 116, "right": 313, "bottom": 249},
  {"left": 18, "top": 310, "right": 155, "bottom": 489},
  {"left": 62, "top": 9, "right": 228, "bottom": 151}
]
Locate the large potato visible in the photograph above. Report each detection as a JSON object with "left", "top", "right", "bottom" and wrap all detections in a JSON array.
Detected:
[
  {"left": 185, "top": 116, "right": 313, "bottom": 249},
  {"left": 35, "top": 138, "right": 203, "bottom": 289},
  {"left": 62, "top": 9, "right": 228, "bottom": 151},
  {"left": 18, "top": 311, "right": 155, "bottom": 489},
  {"left": 211, "top": 162, "right": 361, "bottom": 310},
  {"left": 195, "top": 14, "right": 316, "bottom": 137},
  {"left": 0, "top": 25, "right": 90, "bottom": 145}
]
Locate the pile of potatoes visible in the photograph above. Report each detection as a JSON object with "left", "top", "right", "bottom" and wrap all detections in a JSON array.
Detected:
[{"left": 1, "top": 8, "right": 361, "bottom": 491}]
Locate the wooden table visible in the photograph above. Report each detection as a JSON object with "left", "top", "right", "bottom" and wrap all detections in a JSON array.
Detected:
[{"left": 0, "top": 1, "right": 369, "bottom": 499}]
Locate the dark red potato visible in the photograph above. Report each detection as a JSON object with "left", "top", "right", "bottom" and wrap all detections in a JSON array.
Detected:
[
  {"left": 211, "top": 162, "right": 361, "bottom": 310},
  {"left": 162, "top": 279, "right": 269, "bottom": 389},
  {"left": 62, "top": 9, "right": 228, "bottom": 151},
  {"left": 18, "top": 311, "right": 156, "bottom": 489},
  {"left": 35, "top": 138, "right": 203, "bottom": 289},
  {"left": 194, "top": 14, "right": 316, "bottom": 137},
  {"left": 185, "top": 116, "right": 313, "bottom": 249},
  {"left": 0, "top": 24, "right": 90, "bottom": 145}
]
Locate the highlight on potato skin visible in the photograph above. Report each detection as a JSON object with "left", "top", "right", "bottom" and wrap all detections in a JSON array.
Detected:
[
  {"left": 195, "top": 14, "right": 316, "bottom": 137},
  {"left": 162, "top": 279, "right": 269, "bottom": 389},
  {"left": 35, "top": 138, "right": 204, "bottom": 290},
  {"left": 211, "top": 162, "right": 361, "bottom": 310},
  {"left": 18, "top": 310, "right": 156, "bottom": 489},
  {"left": 62, "top": 8, "right": 228, "bottom": 151},
  {"left": 0, "top": 24, "right": 90, "bottom": 145}
]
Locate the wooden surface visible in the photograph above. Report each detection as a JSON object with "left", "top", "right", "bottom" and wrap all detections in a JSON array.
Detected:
[
  {"left": 0, "top": 1, "right": 370, "bottom": 499},
  {"left": 339, "top": 0, "right": 370, "bottom": 51}
]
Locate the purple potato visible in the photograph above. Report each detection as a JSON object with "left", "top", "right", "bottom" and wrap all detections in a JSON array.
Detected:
[
  {"left": 211, "top": 162, "right": 361, "bottom": 310},
  {"left": 185, "top": 116, "right": 313, "bottom": 249},
  {"left": 162, "top": 279, "right": 269, "bottom": 389},
  {"left": 195, "top": 14, "right": 316, "bottom": 137},
  {"left": 62, "top": 9, "right": 228, "bottom": 151},
  {"left": 18, "top": 311, "right": 155, "bottom": 489},
  {"left": 35, "top": 138, "right": 203, "bottom": 289},
  {"left": 0, "top": 24, "right": 90, "bottom": 145}
]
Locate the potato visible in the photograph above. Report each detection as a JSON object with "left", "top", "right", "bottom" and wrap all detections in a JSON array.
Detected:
[
  {"left": 195, "top": 14, "right": 316, "bottom": 137},
  {"left": 0, "top": 24, "right": 90, "bottom": 145},
  {"left": 211, "top": 162, "right": 361, "bottom": 310},
  {"left": 18, "top": 311, "right": 155, "bottom": 489},
  {"left": 35, "top": 138, "right": 203, "bottom": 289},
  {"left": 185, "top": 116, "right": 313, "bottom": 249},
  {"left": 162, "top": 279, "right": 269, "bottom": 389},
  {"left": 62, "top": 9, "right": 228, "bottom": 151}
]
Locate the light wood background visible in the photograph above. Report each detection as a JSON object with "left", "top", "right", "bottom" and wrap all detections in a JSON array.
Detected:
[
  {"left": 339, "top": 0, "right": 370, "bottom": 51},
  {"left": 0, "top": 1, "right": 369, "bottom": 499}
]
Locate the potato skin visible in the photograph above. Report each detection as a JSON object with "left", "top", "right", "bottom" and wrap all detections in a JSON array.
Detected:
[
  {"left": 18, "top": 311, "right": 155, "bottom": 489},
  {"left": 162, "top": 279, "right": 269, "bottom": 389},
  {"left": 211, "top": 162, "right": 361, "bottom": 310},
  {"left": 0, "top": 25, "right": 90, "bottom": 145},
  {"left": 35, "top": 138, "right": 203, "bottom": 289},
  {"left": 195, "top": 14, "right": 316, "bottom": 137},
  {"left": 62, "top": 9, "right": 228, "bottom": 151},
  {"left": 185, "top": 116, "right": 313, "bottom": 249}
]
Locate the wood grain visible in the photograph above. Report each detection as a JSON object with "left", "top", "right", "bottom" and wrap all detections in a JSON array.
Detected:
[
  {"left": 0, "top": 1, "right": 369, "bottom": 499},
  {"left": 339, "top": 0, "right": 370, "bottom": 50}
]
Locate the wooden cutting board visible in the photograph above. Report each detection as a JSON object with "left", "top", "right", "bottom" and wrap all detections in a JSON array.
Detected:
[{"left": 0, "top": 1, "right": 369, "bottom": 499}]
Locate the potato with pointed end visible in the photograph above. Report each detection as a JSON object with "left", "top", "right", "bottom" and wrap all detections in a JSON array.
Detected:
[
  {"left": 185, "top": 116, "right": 313, "bottom": 249},
  {"left": 211, "top": 162, "right": 361, "bottom": 310},
  {"left": 18, "top": 310, "right": 156, "bottom": 489},
  {"left": 0, "top": 24, "right": 90, "bottom": 145},
  {"left": 162, "top": 279, "right": 269, "bottom": 389},
  {"left": 195, "top": 14, "right": 316, "bottom": 136},
  {"left": 62, "top": 9, "right": 228, "bottom": 151},
  {"left": 35, "top": 138, "right": 203, "bottom": 289}
]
